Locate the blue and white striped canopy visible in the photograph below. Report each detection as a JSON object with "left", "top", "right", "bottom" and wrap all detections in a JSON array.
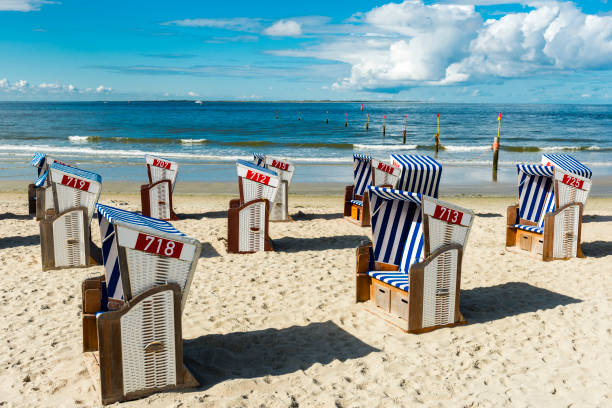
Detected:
[
  {"left": 368, "top": 186, "right": 424, "bottom": 271},
  {"left": 542, "top": 154, "right": 592, "bottom": 179},
  {"left": 30, "top": 152, "right": 46, "bottom": 168},
  {"left": 50, "top": 162, "right": 102, "bottom": 183},
  {"left": 390, "top": 154, "right": 442, "bottom": 198},
  {"left": 353, "top": 154, "right": 372, "bottom": 196},
  {"left": 96, "top": 203, "right": 185, "bottom": 236},
  {"left": 516, "top": 164, "right": 554, "bottom": 177},
  {"left": 253, "top": 153, "right": 266, "bottom": 167},
  {"left": 236, "top": 159, "right": 278, "bottom": 176}
]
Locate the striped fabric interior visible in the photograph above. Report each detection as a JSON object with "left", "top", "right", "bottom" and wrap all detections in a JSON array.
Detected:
[
  {"left": 353, "top": 154, "right": 372, "bottom": 196},
  {"left": 368, "top": 186, "right": 424, "bottom": 272},
  {"left": 513, "top": 224, "right": 544, "bottom": 234},
  {"left": 350, "top": 199, "right": 363, "bottom": 207},
  {"left": 30, "top": 152, "right": 46, "bottom": 168},
  {"left": 390, "top": 154, "right": 442, "bottom": 198},
  {"left": 35, "top": 170, "right": 49, "bottom": 187},
  {"left": 367, "top": 271, "right": 410, "bottom": 291},
  {"left": 50, "top": 162, "right": 102, "bottom": 183},
  {"left": 517, "top": 165, "right": 555, "bottom": 228},
  {"left": 542, "top": 154, "right": 592, "bottom": 179}
]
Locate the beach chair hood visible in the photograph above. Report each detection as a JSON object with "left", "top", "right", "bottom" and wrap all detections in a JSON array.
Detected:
[
  {"left": 145, "top": 154, "right": 179, "bottom": 188},
  {"left": 390, "top": 154, "right": 442, "bottom": 197},
  {"left": 49, "top": 162, "right": 102, "bottom": 220},
  {"left": 236, "top": 159, "right": 279, "bottom": 202},
  {"left": 353, "top": 154, "right": 372, "bottom": 196}
]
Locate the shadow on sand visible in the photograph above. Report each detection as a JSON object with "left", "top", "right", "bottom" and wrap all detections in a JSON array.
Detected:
[
  {"left": 273, "top": 234, "right": 369, "bottom": 252},
  {"left": 581, "top": 241, "right": 612, "bottom": 258},
  {"left": 199, "top": 242, "right": 221, "bottom": 258},
  {"left": 0, "top": 234, "right": 40, "bottom": 249},
  {"left": 582, "top": 215, "right": 612, "bottom": 223},
  {"left": 475, "top": 212, "right": 503, "bottom": 218},
  {"left": 0, "top": 212, "right": 32, "bottom": 221},
  {"left": 291, "top": 211, "right": 344, "bottom": 221},
  {"left": 183, "top": 321, "right": 379, "bottom": 389},
  {"left": 461, "top": 282, "right": 581, "bottom": 324}
]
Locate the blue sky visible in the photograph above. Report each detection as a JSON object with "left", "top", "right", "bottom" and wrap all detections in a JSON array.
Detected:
[{"left": 0, "top": 0, "right": 611, "bottom": 102}]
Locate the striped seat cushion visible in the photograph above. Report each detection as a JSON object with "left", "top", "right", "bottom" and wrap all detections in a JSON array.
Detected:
[
  {"left": 350, "top": 199, "right": 363, "bottom": 207},
  {"left": 368, "top": 271, "right": 409, "bottom": 291},
  {"left": 513, "top": 224, "right": 543, "bottom": 234}
]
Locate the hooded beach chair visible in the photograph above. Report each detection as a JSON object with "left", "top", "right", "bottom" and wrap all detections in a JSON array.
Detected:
[
  {"left": 344, "top": 154, "right": 373, "bottom": 226},
  {"left": 506, "top": 154, "right": 592, "bottom": 261},
  {"left": 81, "top": 204, "right": 202, "bottom": 404},
  {"left": 28, "top": 153, "right": 73, "bottom": 219},
  {"left": 38, "top": 162, "right": 102, "bottom": 271},
  {"left": 253, "top": 153, "right": 295, "bottom": 221},
  {"left": 356, "top": 187, "right": 474, "bottom": 333},
  {"left": 227, "top": 159, "right": 279, "bottom": 253},
  {"left": 141, "top": 154, "right": 179, "bottom": 221},
  {"left": 390, "top": 154, "right": 442, "bottom": 197}
]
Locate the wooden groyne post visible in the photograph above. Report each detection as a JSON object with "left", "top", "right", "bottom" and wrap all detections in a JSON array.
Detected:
[
  {"left": 326, "top": 110, "right": 328, "bottom": 124},
  {"left": 344, "top": 113, "right": 348, "bottom": 127},
  {"left": 402, "top": 114, "right": 407, "bottom": 144},
  {"left": 434, "top": 113, "right": 440, "bottom": 153},
  {"left": 275, "top": 110, "right": 279, "bottom": 120},
  {"left": 382, "top": 115, "right": 386, "bottom": 136},
  {"left": 493, "top": 112, "right": 501, "bottom": 181},
  {"left": 366, "top": 114, "right": 369, "bottom": 131},
  {"left": 298, "top": 111, "right": 301, "bottom": 121}
]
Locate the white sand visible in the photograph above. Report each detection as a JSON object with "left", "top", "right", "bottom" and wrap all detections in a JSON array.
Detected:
[{"left": 0, "top": 192, "right": 611, "bottom": 407}]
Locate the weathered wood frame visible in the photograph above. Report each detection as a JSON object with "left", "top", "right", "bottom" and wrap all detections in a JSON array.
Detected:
[
  {"left": 140, "top": 179, "right": 179, "bottom": 221},
  {"left": 81, "top": 278, "right": 199, "bottom": 405}
]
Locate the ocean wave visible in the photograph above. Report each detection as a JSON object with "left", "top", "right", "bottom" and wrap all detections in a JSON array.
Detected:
[
  {"left": 354, "top": 144, "right": 418, "bottom": 150},
  {"left": 442, "top": 145, "right": 491, "bottom": 152},
  {"left": 180, "top": 138, "right": 208, "bottom": 144},
  {"left": 68, "top": 135, "right": 99, "bottom": 143}
]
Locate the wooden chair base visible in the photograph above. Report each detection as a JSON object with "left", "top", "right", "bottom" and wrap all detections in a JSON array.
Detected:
[
  {"left": 505, "top": 227, "right": 585, "bottom": 261},
  {"left": 83, "top": 352, "right": 199, "bottom": 405},
  {"left": 270, "top": 215, "right": 293, "bottom": 223}
]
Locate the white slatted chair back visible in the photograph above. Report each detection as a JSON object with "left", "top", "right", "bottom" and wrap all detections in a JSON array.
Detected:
[
  {"left": 553, "top": 167, "right": 592, "bottom": 208},
  {"left": 119, "top": 287, "right": 178, "bottom": 394},
  {"left": 353, "top": 154, "right": 372, "bottom": 197},
  {"left": 368, "top": 186, "right": 424, "bottom": 271},
  {"left": 49, "top": 162, "right": 102, "bottom": 221},
  {"left": 145, "top": 155, "right": 178, "bottom": 190},
  {"left": 516, "top": 164, "right": 555, "bottom": 229},
  {"left": 96, "top": 204, "right": 201, "bottom": 311},
  {"left": 236, "top": 159, "right": 279, "bottom": 203},
  {"left": 421, "top": 196, "right": 474, "bottom": 254},
  {"left": 390, "top": 154, "right": 442, "bottom": 198},
  {"left": 371, "top": 158, "right": 401, "bottom": 188}
]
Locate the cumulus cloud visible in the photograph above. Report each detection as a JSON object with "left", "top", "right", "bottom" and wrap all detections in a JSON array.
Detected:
[
  {"left": 0, "top": 78, "right": 113, "bottom": 95},
  {"left": 0, "top": 1, "right": 57, "bottom": 12},
  {"left": 95, "top": 85, "right": 111, "bottom": 93},
  {"left": 0, "top": 78, "right": 8, "bottom": 88},
  {"left": 187, "top": 91, "right": 198, "bottom": 97},
  {"left": 263, "top": 19, "right": 302, "bottom": 37},
  {"left": 270, "top": 1, "right": 612, "bottom": 91}
]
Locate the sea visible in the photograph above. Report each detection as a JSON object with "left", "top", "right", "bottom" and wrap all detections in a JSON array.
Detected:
[{"left": 1, "top": 101, "right": 611, "bottom": 187}]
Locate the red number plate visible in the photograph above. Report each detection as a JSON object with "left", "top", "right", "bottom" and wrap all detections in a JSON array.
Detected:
[
  {"left": 561, "top": 174, "right": 584, "bottom": 190},
  {"left": 433, "top": 205, "right": 464, "bottom": 225},
  {"left": 246, "top": 169, "right": 270, "bottom": 185},
  {"left": 271, "top": 159, "right": 289, "bottom": 171},
  {"left": 152, "top": 159, "right": 171, "bottom": 169},
  {"left": 60, "top": 175, "right": 90, "bottom": 192},
  {"left": 134, "top": 233, "right": 184, "bottom": 259},
  {"left": 377, "top": 162, "right": 395, "bottom": 174}
]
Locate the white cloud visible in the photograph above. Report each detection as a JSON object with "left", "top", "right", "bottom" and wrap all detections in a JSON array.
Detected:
[
  {"left": 14, "top": 79, "right": 29, "bottom": 89},
  {"left": 95, "top": 85, "right": 111, "bottom": 93},
  {"left": 270, "top": 1, "right": 612, "bottom": 91},
  {"left": 264, "top": 19, "right": 302, "bottom": 37},
  {"left": 0, "top": 1, "right": 56, "bottom": 12},
  {"left": 0, "top": 78, "right": 8, "bottom": 88},
  {"left": 187, "top": 91, "right": 198, "bottom": 97},
  {"left": 162, "top": 17, "right": 261, "bottom": 33},
  {"left": 38, "top": 82, "right": 60, "bottom": 89}
]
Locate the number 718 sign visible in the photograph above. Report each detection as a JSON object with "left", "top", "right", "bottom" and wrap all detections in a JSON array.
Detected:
[{"left": 134, "top": 233, "right": 184, "bottom": 259}]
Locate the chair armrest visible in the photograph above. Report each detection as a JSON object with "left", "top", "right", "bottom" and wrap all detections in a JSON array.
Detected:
[
  {"left": 344, "top": 185, "right": 354, "bottom": 216},
  {"left": 507, "top": 204, "right": 519, "bottom": 226},
  {"left": 542, "top": 202, "right": 583, "bottom": 261},
  {"left": 356, "top": 242, "right": 372, "bottom": 275},
  {"left": 229, "top": 198, "right": 242, "bottom": 209}
]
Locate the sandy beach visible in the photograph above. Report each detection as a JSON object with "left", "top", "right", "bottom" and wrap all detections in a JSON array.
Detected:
[{"left": 0, "top": 190, "right": 611, "bottom": 407}]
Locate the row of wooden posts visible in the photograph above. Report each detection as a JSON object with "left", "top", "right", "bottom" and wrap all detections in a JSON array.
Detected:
[{"left": 275, "top": 110, "right": 503, "bottom": 181}]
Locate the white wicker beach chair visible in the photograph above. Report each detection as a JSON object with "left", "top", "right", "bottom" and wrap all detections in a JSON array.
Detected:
[
  {"left": 253, "top": 154, "right": 295, "bottom": 221},
  {"left": 141, "top": 154, "right": 179, "bottom": 220},
  {"left": 82, "top": 204, "right": 201, "bottom": 404},
  {"left": 356, "top": 187, "right": 474, "bottom": 333},
  {"left": 38, "top": 162, "right": 102, "bottom": 271},
  {"left": 227, "top": 159, "right": 279, "bottom": 253},
  {"left": 506, "top": 154, "right": 592, "bottom": 261}
]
